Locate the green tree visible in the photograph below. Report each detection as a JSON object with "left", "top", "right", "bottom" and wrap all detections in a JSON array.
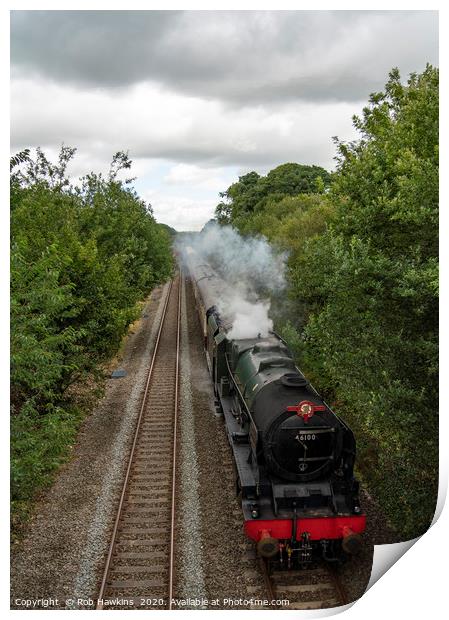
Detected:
[
  {"left": 215, "top": 163, "right": 330, "bottom": 226},
  {"left": 292, "top": 66, "right": 438, "bottom": 538},
  {"left": 11, "top": 147, "right": 173, "bottom": 529}
]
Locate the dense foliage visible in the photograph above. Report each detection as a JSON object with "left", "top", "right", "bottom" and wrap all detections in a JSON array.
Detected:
[
  {"left": 215, "top": 66, "right": 438, "bottom": 539},
  {"left": 11, "top": 148, "right": 173, "bottom": 527},
  {"left": 215, "top": 163, "right": 331, "bottom": 229}
]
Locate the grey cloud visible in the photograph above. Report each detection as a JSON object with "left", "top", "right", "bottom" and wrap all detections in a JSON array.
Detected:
[
  {"left": 11, "top": 11, "right": 177, "bottom": 87},
  {"left": 11, "top": 72, "right": 359, "bottom": 172},
  {"left": 11, "top": 10, "right": 438, "bottom": 104},
  {"left": 11, "top": 121, "right": 337, "bottom": 171}
]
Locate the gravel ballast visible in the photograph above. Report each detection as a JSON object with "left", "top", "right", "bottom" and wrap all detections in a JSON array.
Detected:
[
  {"left": 175, "top": 276, "right": 207, "bottom": 606},
  {"left": 10, "top": 283, "right": 169, "bottom": 610},
  {"left": 11, "top": 274, "right": 402, "bottom": 611}
]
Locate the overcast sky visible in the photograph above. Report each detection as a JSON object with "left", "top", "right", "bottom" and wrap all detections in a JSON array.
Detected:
[{"left": 10, "top": 10, "right": 438, "bottom": 230}]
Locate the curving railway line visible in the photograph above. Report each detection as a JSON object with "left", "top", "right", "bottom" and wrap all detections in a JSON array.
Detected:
[
  {"left": 10, "top": 272, "right": 369, "bottom": 610},
  {"left": 96, "top": 275, "right": 181, "bottom": 610}
]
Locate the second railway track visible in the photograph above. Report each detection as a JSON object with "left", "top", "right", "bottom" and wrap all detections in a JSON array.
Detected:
[
  {"left": 96, "top": 275, "right": 181, "bottom": 610},
  {"left": 96, "top": 272, "right": 351, "bottom": 611}
]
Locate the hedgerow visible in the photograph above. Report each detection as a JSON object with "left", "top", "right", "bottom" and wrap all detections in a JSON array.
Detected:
[{"left": 11, "top": 148, "right": 173, "bottom": 529}]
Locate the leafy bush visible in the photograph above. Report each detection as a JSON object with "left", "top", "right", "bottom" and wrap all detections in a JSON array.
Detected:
[
  {"left": 293, "top": 66, "right": 439, "bottom": 538},
  {"left": 215, "top": 66, "right": 439, "bottom": 539},
  {"left": 11, "top": 148, "right": 174, "bottom": 528}
]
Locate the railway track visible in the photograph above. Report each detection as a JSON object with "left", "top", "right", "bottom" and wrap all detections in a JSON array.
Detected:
[
  {"left": 258, "top": 555, "right": 348, "bottom": 610},
  {"left": 96, "top": 275, "right": 181, "bottom": 610},
  {"left": 220, "top": 442, "right": 349, "bottom": 610},
  {"left": 235, "top": 537, "right": 349, "bottom": 610}
]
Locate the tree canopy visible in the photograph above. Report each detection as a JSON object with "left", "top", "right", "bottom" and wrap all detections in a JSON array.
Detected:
[{"left": 215, "top": 162, "right": 331, "bottom": 227}]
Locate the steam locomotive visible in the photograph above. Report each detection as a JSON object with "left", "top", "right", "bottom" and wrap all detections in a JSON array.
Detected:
[{"left": 184, "top": 248, "right": 366, "bottom": 567}]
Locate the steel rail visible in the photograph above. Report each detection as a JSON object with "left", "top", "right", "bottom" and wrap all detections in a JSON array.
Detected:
[
  {"left": 325, "top": 563, "right": 349, "bottom": 607},
  {"left": 168, "top": 271, "right": 182, "bottom": 609},
  {"left": 96, "top": 279, "right": 175, "bottom": 609},
  {"left": 259, "top": 557, "right": 276, "bottom": 600}
]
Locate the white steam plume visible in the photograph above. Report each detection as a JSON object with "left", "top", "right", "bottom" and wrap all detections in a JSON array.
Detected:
[
  {"left": 224, "top": 298, "right": 273, "bottom": 340},
  {"left": 177, "top": 222, "right": 287, "bottom": 339}
]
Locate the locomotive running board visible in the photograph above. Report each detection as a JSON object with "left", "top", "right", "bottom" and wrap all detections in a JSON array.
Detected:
[{"left": 219, "top": 393, "right": 258, "bottom": 500}]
